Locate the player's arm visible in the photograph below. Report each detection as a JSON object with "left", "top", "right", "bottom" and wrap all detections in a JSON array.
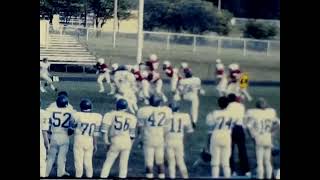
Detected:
[
  {"left": 243, "top": 111, "right": 254, "bottom": 128},
  {"left": 129, "top": 117, "right": 138, "bottom": 141},
  {"left": 68, "top": 113, "right": 77, "bottom": 136},
  {"left": 185, "top": 114, "right": 195, "bottom": 133},
  {"left": 42, "top": 114, "right": 50, "bottom": 150},
  {"left": 101, "top": 113, "right": 113, "bottom": 145},
  {"left": 205, "top": 113, "right": 217, "bottom": 149},
  {"left": 197, "top": 79, "right": 205, "bottom": 95},
  {"left": 136, "top": 113, "right": 145, "bottom": 140},
  {"left": 136, "top": 110, "right": 146, "bottom": 148},
  {"left": 271, "top": 117, "right": 280, "bottom": 133},
  {"left": 93, "top": 116, "right": 103, "bottom": 153},
  {"left": 42, "top": 131, "right": 50, "bottom": 150}
]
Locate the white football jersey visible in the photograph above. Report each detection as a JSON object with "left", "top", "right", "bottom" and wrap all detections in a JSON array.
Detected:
[
  {"left": 46, "top": 106, "right": 76, "bottom": 135},
  {"left": 137, "top": 106, "right": 173, "bottom": 141},
  {"left": 164, "top": 112, "right": 193, "bottom": 141},
  {"left": 206, "top": 109, "right": 238, "bottom": 134},
  {"left": 226, "top": 102, "right": 245, "bottom": 125},
  {"left": 101, "top": 110, "right": 137, "bottom": 138},
  {"left": 114, "top": 70, "right": 137, "bottom": 91},
  {"left": 40, "top": 61, "right": 50, "bottom": 74},
  {"left": 40, "top": 109, "right": 50, "bottom": 145},
  {"left": 178, "top": 77, "right": 202, "bottom": 95},
  {"left": 245, "top": 108, "right": 279, "bottom": 135},
  {"left": 73, "top": 112, "right": 103, "bottom": 138}
]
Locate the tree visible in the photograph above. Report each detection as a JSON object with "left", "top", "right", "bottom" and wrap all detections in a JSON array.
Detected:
[
  {"left": 88, "top": 0, "right": 134, "bottom": 29},
  {"left": 205, "top": 0, "right": 280, "bottom": 19},
  {"left": 243, "top": 20, "right": 278, "bottom": 39},
  {"left": 144, "top": 0, "right": 233, "bottom": 35},
  {"left": 40, "top": 0, "right": 134, "bottom": 28},
  {"left": 40, "top": 0, "right": 83, "bottom": 23}
]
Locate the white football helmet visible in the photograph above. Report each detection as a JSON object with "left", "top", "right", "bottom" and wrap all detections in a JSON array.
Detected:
[
  {"left": 111, "top": 63, "right": 119, "bottom": 71},
  {"left": 181, "top": 62, "right": 188, "bottom": 69},
  {"left": 216, "top": 63, "right": 224, "bottom": 70},
  {"left": 149, "top": 54, "right": 158, "bottom": 61},
  {"left": 228, "top": 63, "right": 239, "bottom": 70},
  {"left": 98, "top": 58, "right": 104, "bottom": 64},
  {"left": 216, "top": 59, "right": 221, "bottom": 64},
  {"left": 163, "top": 60, "right": 171, "bottom": 66}
]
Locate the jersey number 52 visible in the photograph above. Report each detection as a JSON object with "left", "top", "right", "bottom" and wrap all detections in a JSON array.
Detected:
[{"left": 50, "top": 112, "right": 72, "bottom": 128}]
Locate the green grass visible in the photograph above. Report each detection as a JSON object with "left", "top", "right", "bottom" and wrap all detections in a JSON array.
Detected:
[
  {"left": 41, "top": 81, "right": 280, "bottom": 178},
  {"left": 69, "top": 31, "right": 280, "bottom": 81}
]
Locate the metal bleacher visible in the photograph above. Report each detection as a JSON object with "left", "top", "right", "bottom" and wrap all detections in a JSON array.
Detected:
[{"left": 40, "top": 33, "right": 96, "bottom": 65}]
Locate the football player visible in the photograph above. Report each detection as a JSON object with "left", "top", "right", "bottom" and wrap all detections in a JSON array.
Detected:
[
  {"left": 45, "top": 96, "right": 75, "bottom": 177},
  {"left": 146, "top": 54, "right": 160, "bottom": 71},
  {"left": 69, "top": 99, "right": 102, "bottom": 178},
  {"left": 147, "top": 70, "right": 168, "bottom": 103},
  {"left": 227, "top": 94, "right": 250, "bottom": 177},
  {"left": 164, "top": 101, "right": 194, "bottom": 179},
  {"left": 176, "top": 68, "right": 205, "bottom": 124},
  {"left": 245, "top": 98, "right": 280, "bottom": 179},
  {"left": 113, "top": 65, "right": 139, "bottom": 114},
  {"left": 137, "top": 95, "right": 173, "bottom": 179},
  {"left": 95, "top": 58, "right": 111, "bottom": 93},
  {"left": 226, "top": 63, "right": 252, "bottom": 102},
  {"left": 215, "top": 59, "right": 228, "bottom": 97},
  {"left": 131, "top": 65, "right": 150, "bottom": 105},
  {"left": 206, "top": 96, "right": 235, "bottom": 178},
  {"left": 162, "top": 60, "right": 181, "bottom": 97},
  {"left": 40, "top": 58, "right": 57, "bottom": 92},
  {"left": 40, "top": 100, "right": 50, "bottom": 178},
  {"left": 100, "top": 99, "right": 137, "bottom": 178}
]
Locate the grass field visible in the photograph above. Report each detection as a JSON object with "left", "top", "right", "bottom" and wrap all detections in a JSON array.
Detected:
[{"left": 41, "top": 80, "right": 280, "bottom": 178}]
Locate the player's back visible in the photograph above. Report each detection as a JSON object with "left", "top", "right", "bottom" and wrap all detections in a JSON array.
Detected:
[
  {"left": 179, "top": 77, "right": 201, "bottom": 94},
  {"left": 137, "top": 106, "right": 173, "bottom": 145},
  {"left": 46, "top": 106, "right": 75, "bottom": 136},
  {"left": 103, "top": 110, "right": 137, "bottom": 138},
  {"left": 102, "top": 110, "right": 137, "bottom": 149},
  {"left": 114, "top": 70, "right": 136, "bottom": 89},
  {"left": 246, "top": 108, "right": 278, "bottom": 135},
  {"left": 165, "top": 112, "right": 193, "bottom": 144},
  {"left": 206, "top": 109, "right": 236, "bottom": 146},
  {"left": 73, "top": 112, "right": 102, "bottom": 143},
  {"left": 226, "top": 102, "right": 245, "bottom": 122}
]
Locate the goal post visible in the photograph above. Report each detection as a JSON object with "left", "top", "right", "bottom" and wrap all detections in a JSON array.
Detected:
[{"left": 40, "top": 20, "right": 49, "bottom": 49}]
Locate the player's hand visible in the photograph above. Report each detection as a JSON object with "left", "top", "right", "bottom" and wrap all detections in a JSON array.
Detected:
[
  {"left": 45, "top": 143, "right": 50, "bottom": 152},
  {"left": 104, "top": 135, "right": 111, "bottom": 145},
  {"left": 93, "top": 145, "right": 98, "bottom": 154},
  {"left": 67, "top": 129, "right": 74, "bottom": 136},
  {"left": 200, "top": 89, "right": 205, "bottom": 95},
  {"left": 192, "top": 122, "right": 197, "bottom": 129},
  {"left": 137, "top": 141, "right": 143, "bottom": 149}
]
